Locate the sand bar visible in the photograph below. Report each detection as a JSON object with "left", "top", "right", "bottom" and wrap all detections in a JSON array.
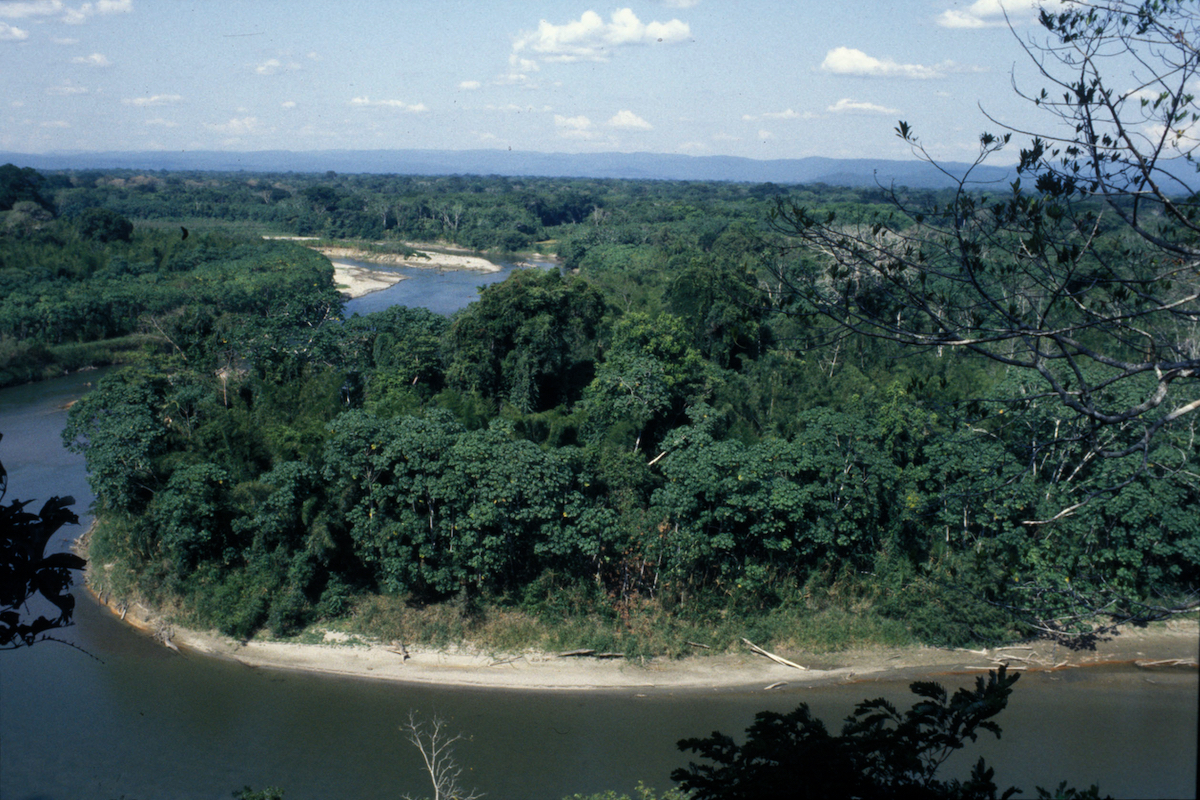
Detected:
[
  {"left": 331, "top": 261, "right": 406, "bottom": 298},
  {"left": 91, "top": 584, "right": 1197, "bottom": 693},
  {"left": 315, "top": 245, "right": 501, "bottom": 273},
  {"left": 262, "top": 237, "right": 504, "bottom": 298}
]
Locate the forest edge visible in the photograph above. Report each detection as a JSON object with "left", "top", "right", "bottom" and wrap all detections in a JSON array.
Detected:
[{"left": 76, "top": 522, "right": 1199, "bottom": 693}]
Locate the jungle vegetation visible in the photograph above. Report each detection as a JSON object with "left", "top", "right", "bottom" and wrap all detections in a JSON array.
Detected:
[
  {"left": 8, "top": 0, "right": 1200, "bottom": 651},
  {"left": 1, "top": 152, "right": 1191, "bottom": 655}
]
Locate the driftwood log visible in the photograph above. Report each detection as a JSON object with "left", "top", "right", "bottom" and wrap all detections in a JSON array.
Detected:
[
  {"left": 742, "top": 638, "right": 806, "bottom": 670},
  {"left": 557, "top": 648, "right": 624, "bottom": 659}
]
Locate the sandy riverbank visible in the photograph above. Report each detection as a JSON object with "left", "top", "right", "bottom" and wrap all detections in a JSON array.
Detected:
[
  {"left": 263, "top": 237, "right": 507, "bottom": 298},
  {"left": 316, "top": 245, "right": 502, "bottom": 273},
  {"left": 89, "top": 581, "right": 1197, "bottom": 692},
  {"left": 330, "top": 261, "right": 406, "bottom": 298}
]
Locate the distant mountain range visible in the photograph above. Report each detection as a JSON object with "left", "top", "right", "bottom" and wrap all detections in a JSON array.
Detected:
[{"left": 1, "top": 148, "right": 1018, "bottom": 189}]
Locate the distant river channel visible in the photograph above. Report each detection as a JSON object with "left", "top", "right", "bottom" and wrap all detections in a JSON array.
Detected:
[
  {"left": 341, "top": 251, "right": 555, "bottom": 317},
  {"left": 1, "top": 261, "right": 1196, "bottom": 800}
]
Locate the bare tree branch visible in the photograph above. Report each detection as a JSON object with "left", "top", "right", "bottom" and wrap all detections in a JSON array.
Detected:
[
  {"left": 767, "top": 0, "right": 1200, "bottom": 502},
  {"left": 401, "top": 711, "right": 483, "bottom": 800}
]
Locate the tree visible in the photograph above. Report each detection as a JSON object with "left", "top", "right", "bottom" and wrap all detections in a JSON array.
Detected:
[
  {"left": 401, "top": 711, "right": 482, "bottom": 800},
  {"left": 651, "top": 405, "right": 902, "bottom": 588},
  {"left": 673, "top": 667, "right": 1107, "bottom": 800},
  {"left": 233, "top": 787, "right": 285, "bottom": 800},
  {"left": 62, "top": 370, "right": 167, "bottom": 514},
  {"left": 3, "top": 200, "right": 55, "bottom": 236},
  {"left": 766, "top": 0, "right": 1200, "bottom": 630},
  {"left": 0, "top": 163, "right": 54, "bottom": 213},
  {"left": 444, "top": 269, "right": 605, "bottom": 413},
  {"left": 581, "top": 313, "right": 711, "bottom": 454},
  {"left": 769, "top": 0, "right": 1199, "bottom": 502},
  {"left": 0, "top": 433, "right": 85, "bottom": 649},
  {"left": 78, "top": 207, "right": 134, "bottom": 243},
  {"left": 301, "top": 184, "right": 341, "bottom": 213}
]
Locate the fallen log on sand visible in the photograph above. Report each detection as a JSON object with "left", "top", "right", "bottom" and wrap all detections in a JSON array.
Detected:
[
  {"left": 742, "top": 638, "right": 806, "bottom": 670},
  {"left": 557, "top": 648, "right": 624, "bottom": 659}
]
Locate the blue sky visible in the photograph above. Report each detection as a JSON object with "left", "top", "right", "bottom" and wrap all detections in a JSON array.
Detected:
[{"left": 1, "top": 0, "right": 1069, "bottom": 162}]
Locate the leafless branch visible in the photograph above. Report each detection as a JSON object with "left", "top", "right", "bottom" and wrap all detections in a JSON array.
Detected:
[{"left": 401, "top": 711, "right": 483, "bottom": 800}]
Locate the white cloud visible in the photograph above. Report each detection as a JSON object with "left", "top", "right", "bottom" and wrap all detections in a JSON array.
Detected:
[
  {"left": 758, "top": 129, "right": 775, "bottom": 140},
  {"left": 743, "top": 108, "right": 810, "bottom": 121},
  {"left": 41, "top": 119, "right": 70, "bottom": 127},
  {"left": 555, "top": 113, "right": 599, "bottom": 139},
  {"left": 71, "top": 52, "right": 109, "bottom": 66},
  {"left": 820, "top": 47, "right": 980, "bottom": 79},
  {"left": 256, "top": 58, "right": 301, "bottom": 75},
  {"left": 487, "top": 103, "right": 552, "bottom": 113},
  {"left": 207, "top": 116, "right": 260, "bottom": 135},
  {"left": 350, "top": 96, "right": 428, "bottom": 112},
  {"left": 511, "top": 55, "right": 539, "bottom": 73},
  {"left": 663, "top": 0, "right": 699, "bottom": 7},
  {"left": 554, "top": 114, "right": 592, "bottom": 130},
  {"left": 1, "top": 1, "right": 126, "bottom": 24},
  {"left": 0, "top": 1, "right": 64, "bottom": 19},
  {"left": 608, "top": 109, "right": 652, "bottom": 129},
  {"left": 677, "top": 140, "right": 707, "bottom": 152},
  {"left": 281, "top": 100, "right": 296, "bottom": 108},
  {"left": 122, "top": 94, "right": 181, "bottom": 106},
  {"left": 828, "top": 98, "right": 900, "bottom": 114},
  {"left": 937, "top": 0, "right": 1008, "bottom": 28},
  {"left": 513, "top": 8, "right": 690, "bottom": 66},
  {"left": 938, "top": 10, "right": 994, "bottom": 28},
  {"left": 458, "top": 80, "right": 481, "bottom": 90},
  {"left": 62, "top": 0, "right": 131, "bottom": 24},
  {"left": 493, "top": 54, "right": 541, "bottom": 86},
  {"left": 47, "top": 81, "right": 87, "bottom": 95},
  {"left": 936, "top": 0, "right": 1062, "bottom": 29},
  {"left": 52, "top": 37, "right": 77, "bottom": 44},
  {"left": 0, "top": 21, "right": 29, "bottom": 39}
]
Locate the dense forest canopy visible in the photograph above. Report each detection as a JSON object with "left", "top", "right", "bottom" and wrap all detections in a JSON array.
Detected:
[{"left": 1, "top": 158, "right": 1195, "bottom": 653}]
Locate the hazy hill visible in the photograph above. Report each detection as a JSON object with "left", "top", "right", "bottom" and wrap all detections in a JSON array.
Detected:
[{"left": 0, "top": 148, "right": 1016, "bottom": 189}]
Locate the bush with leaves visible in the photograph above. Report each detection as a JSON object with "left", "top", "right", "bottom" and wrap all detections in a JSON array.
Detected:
[
  {"left": 0, "top": 433, "right": 85, "bottom": 649},
  {"left": 673, "top": 667, "right": 1107, "bottom": 800}
]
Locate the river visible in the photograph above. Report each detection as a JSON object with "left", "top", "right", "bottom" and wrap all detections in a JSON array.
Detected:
[{"left": 1, "top": 263, "right": 1196, "bottom": 800}]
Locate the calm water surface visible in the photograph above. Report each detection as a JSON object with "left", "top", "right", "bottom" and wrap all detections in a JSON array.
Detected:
[
  {"left": 342, "top": 252, "right": 554, "bottom": 317},
  {"left": 1, "top": 267, "right": 1196, "bottom": 800}
]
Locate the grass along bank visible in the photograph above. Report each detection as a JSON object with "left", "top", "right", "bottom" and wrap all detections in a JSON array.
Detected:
[
  {"left": 80, "top": 525, "right": 1198, "bottom": 691},
  {"left": 0, "top": 333, "right": 158, "bottom": 389}
]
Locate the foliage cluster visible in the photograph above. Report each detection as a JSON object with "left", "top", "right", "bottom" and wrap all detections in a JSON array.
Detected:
[
  {"left": 0, "top": 433, "right": 84, "bottom": 649},
  {"left": 0, "top": 195, "right": 339, "bottom": 386},
  {"left": 673, "top": 666, "right": 1108, "bottom": 800},
  {"left": 37, "top": 158, "right": 1196, "bottom": 651}
]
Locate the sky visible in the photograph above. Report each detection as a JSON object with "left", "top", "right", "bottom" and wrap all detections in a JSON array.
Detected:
[{"left": 1, "top": 0, "right": 1073, "bottom": 163}]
